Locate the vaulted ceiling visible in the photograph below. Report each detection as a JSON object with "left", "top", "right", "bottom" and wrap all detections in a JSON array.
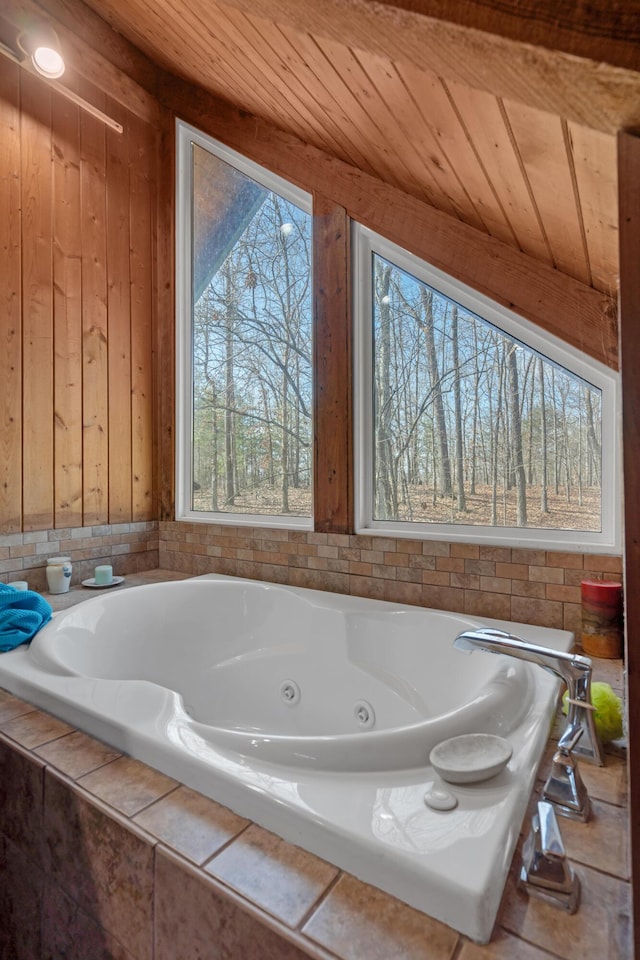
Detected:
[
  {"left": 7, "top": 0, "right": 639, "bottom": 297},
  {"left": 75, "top": 0, "right": 634, "bottom": 297}
]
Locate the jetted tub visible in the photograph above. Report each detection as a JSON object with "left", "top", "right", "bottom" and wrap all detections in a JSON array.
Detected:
[{"left": 0, "top": 574, "right": 571, "bottom": 942}]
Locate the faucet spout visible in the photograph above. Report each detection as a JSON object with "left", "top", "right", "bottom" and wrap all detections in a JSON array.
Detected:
[{"left": 454, "top": 628, "right": 604, "bottom": 765}]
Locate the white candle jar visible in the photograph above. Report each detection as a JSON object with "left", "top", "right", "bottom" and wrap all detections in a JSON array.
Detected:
[{"left": 46, "top": 556, "right": 73, "bottom": 594}]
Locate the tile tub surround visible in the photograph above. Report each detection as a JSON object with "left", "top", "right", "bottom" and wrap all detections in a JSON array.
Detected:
[
  {"left": 0, "top": 572, "right": 579, "bottom": 940},
  {"left": 0, "top": 688, "right": 630, "bottom": 960},
  {"left": 158, "top": 520, "right": 623, "bottom": 633},
  {"left": 0, "top": 521, "right": 160, "bottom": 593},
  {"left": 0, "top": 573, "right": 632, "bottom": 960}
]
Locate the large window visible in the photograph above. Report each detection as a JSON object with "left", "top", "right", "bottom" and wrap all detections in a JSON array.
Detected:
[
  {"left": 354, "top": 226, "right": 620, "bottom": 552},
  {"left": 176, "top": 122, "right": 313, "bottom": 527},
  {"left": 176, "top": 126, "right": 620, "bottom": 551}
]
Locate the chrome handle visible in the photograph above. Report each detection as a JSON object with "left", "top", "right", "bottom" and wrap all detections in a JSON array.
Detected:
[
  {"left": 519, "top": 801, "right": 580, "bottom": 912},
  {"left": 538, "top": 800, "right": 566, "bottom": 860}
]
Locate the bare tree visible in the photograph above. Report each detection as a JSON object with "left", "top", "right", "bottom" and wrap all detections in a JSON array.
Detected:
[
  {"left": 506, "top": 342, "right": 527, "bottom": 527},
  {"left": 451, "top": 305, "right": 467, "bottom": 512},
  {"left": 584, "top": 387, "right": 602, "bottom": 485},
  {"left": 490, "top": 336, "right": 505, "bottom": 527},
  {"left": 374, "top": 262, "right": 397, "bottom": 517},
  {"left": 418, "top": 288, "right": 452, "bottom": 498},
  {"left": 539, "top": 359, "right": 549, "bottom": 514}
]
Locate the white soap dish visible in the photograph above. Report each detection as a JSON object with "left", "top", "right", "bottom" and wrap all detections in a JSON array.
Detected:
[
  {"left": 429, "top": 733, "right": 513, "bottom": 784},
  {"left": 81, "top": 576, "right": 125, "bottom": 589}
]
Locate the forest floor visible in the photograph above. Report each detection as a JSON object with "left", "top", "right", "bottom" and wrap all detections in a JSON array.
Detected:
[
  {"left": 194, "top": 483, "right": 601, "bottom": 531},
  {"left": 394, "top": 483, "right": 600, "bottom": 531}
]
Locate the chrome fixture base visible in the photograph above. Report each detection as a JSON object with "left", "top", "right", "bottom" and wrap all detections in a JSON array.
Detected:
[
  {"left": 519, "top": 801, "right": 580, "bottom": 914},
  {"left": 518, "top": 863, "right": 581, "bottom": 913}
]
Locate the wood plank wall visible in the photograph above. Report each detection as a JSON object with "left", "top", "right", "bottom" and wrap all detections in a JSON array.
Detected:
[
  {"left": 0, "top": 56, "right": 157, "bottom": 534},
  {"left": 0, "top": 1, "right": 622, "bottom": 537},
  {"left": 618, "top": 127, "right": 640, "bottom": 960},
  {"left": 312, "top": 196, "right": 352, "bottom": 534}
]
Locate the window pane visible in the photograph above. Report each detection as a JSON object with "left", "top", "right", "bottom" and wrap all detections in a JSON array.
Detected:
[
  {"left": 372, "top": 253, "right": 602, "bottom": 533},
  {"left": 191, "top": 144, "right": 312, "bottom": 518}
]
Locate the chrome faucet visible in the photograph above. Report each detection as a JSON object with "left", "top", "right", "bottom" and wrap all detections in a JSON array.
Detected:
[
  {"left": 519, "top": 800, "right": 580, "bottom": 912},
  {"left": 453, "top": 628, "right": 604, "bottom": 766},
  {"left": 542, "top": 726, "right": 591, "bottom": 821}
]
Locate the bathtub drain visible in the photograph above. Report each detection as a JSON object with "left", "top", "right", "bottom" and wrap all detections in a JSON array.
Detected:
[
  {"left": 353, "top": 700, "right": 375, "bottom": 729},
  {"left": 280, "top": 679, "right": 301, "bottom": 705}
]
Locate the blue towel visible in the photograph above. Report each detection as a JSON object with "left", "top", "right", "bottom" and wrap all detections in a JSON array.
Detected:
[{"left": 0, "top": 584, "right": 53, "bottom": 652}]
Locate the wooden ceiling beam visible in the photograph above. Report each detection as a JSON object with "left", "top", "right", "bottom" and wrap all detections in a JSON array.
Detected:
[
  {"left": 371, "top": 0, "right": 640, "bottom": 73},
  {"left": 214, "top": 0, "right": 640, "bottom": 134}
]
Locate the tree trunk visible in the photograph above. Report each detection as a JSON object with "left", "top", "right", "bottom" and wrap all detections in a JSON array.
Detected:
[
  {"left": 224, "top": 266, "right": 236, "bottom": 506},
  {"left": 539, "top": 359, "right": 548, "bottom": 514},
  {"left": 506, "top": 343, "right": 527, "bottom": 526},
  {"left": 584, "top": 387, "right": 602, "bottom": 484},
  {"left": 490, "top": 342, "right": 504, "bottom": 527},
  {"left": 451, "top": 306, "right": 466, "bottom": 511},
  {"left": 470, "top": 322, "right": 481, "bottom": 496},
  {"left": 420, "top": 288, "right": 452, "bottom": 498},
  {"left": 375, "top": 264, "right": 397, "bottom": 517},
  {"left": 281, "top": 361, "right": 290, "bottom": 512},
  {"left": 211, "top": 387, "right": 219, "bottom": 512},
  {"left": 552, "top": 368, "right": 560, "bottom": 495}
]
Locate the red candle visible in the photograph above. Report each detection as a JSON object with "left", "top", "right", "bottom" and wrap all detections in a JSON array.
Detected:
[{"left": 581, "top": 580, "right": 623, "bottom": 659}]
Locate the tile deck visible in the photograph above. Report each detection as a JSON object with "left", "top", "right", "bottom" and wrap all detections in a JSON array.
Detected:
[{"left": 0, "top": 569, "right": 630, "bottom": 960}]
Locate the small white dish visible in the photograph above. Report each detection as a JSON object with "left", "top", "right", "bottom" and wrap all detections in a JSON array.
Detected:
[
  {"left": 81, "top": 576, "right": 125, "bottom": 589},
  {"left": 429, "top": 733, "right": 513, "bottom": 784}
]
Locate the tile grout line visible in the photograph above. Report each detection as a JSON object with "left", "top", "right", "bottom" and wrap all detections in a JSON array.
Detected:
[
  {"left": 199, "top": 819, "right": 254, "bottom": 870},
  {"left": 155, "top": 842, "right": 343, "bottom": 960},
  {"left": 448, "top": 937, "right": 466, "bottom": 960},
  {"left": 122, "top": 781, "right": 184, "bottom": 819},
  {"left": 294, "top": 869, "right": 343, "bottom": 933}
]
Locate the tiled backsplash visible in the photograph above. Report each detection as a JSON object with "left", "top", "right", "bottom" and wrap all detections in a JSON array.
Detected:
[
  {"left": 159, "top": 521, "right": 623, "bottom": 634},
  {"left": 0, "top": 517, "right": 624, "bottom": 636},
  {"left": 0, "top": 522, "right": 159, "bottom": 592}
]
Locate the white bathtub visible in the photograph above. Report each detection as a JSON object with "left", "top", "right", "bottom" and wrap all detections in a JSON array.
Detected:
[{"left": 0, "top": 574, "right": 571, "bottom": 942}]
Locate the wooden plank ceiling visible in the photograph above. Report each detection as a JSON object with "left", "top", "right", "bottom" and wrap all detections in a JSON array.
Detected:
[{"left": 78, "top": 0, "right": 619, "bottom": 294}]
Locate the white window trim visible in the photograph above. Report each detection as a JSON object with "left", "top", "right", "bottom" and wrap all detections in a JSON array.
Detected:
[
  {"left": 353, "top": 223, "right": 622, "bottom": 554},
  {"left": 175, "top": 119, "right": 314, "bottom": 530}
]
